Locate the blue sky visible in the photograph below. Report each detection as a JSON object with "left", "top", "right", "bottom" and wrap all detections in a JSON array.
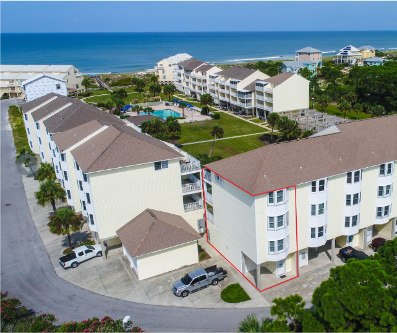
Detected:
[{"left": 2, "top": 1, "right": 397, "bottom": 33}]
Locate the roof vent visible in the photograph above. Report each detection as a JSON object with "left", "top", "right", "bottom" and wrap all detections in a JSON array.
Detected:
[
  {"left": 263, "top": 173, "right": 266, "bottom": 177},
  {"left": 300, "top": 166, "right": 302, "bottom": 169},
  {"left": 372, "top": 150, "right": 374, "bottom": 153}
]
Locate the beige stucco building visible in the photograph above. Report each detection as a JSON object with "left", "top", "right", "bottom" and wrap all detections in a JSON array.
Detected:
[
  {"left": 358, "top": 45, "right": 376, "bottom": 60},
  {"left": 154, "top": 53, "right": 192, "bottom": 84}
]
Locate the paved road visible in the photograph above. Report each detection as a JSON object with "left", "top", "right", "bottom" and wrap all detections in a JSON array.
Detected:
[{"left": 1, "top": 99, "right": 271, "bottom": 332}]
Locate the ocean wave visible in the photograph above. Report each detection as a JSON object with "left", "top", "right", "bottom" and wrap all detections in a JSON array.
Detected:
[
  {"left": 226, "top": 56, "right": 281, "bottom": 62},
  {"left": 389, "top": 48, "right": 397, "bottom": 49},
  {"left": 322, "top": 51, "right": 336, "bottom": 54}
]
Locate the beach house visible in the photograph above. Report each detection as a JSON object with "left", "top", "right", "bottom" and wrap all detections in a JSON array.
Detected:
[
  {"left": 295, "top": 47, "right": 322, "bottom": 67},
  {"left": 22, "top": 74, "right": 68, "bottom": 102},
  {"left": 203, "top": 115, "right": 397, "bottom": 289},
  {"left": 281, "top": 60, "right": 317, "bottom": 75},
  {"left": 334, "top": 45, "right": 362, "bottom": 64},
  {"left": 1, "top": 65, "right": 83, "bottom": 98},
  {"left": 358, "top": 45, "right": 376, "bottom": 60},
  {"left": 154, "top": 53, "right": 192, "bottom": 84},
  {"left": 363, "top": 57, "right": 387, "bottom": 66}
]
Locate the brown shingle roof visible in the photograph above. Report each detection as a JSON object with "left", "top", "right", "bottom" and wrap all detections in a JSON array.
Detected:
[
  {"left": 124, "top": 115, "right": 165, "bottom": 126},
  {"left": 184, "top": 60, "right": 206, "bottom": 71},
  {"left": 31, "top": 95, "right": 71, "bottom": 122},
  {"left": 22, "top": 93, "right": 57, "bottom": 114},
  {"left": 206, "top": 115, "right": 397, "bottom": 195},
  {"left": 264, "top": 72, "right": 295, "bottom": 85},
  {"left": 52, "top": 120, "right": 105, "bottom": 152},
  {"left": 71, "top": 124, "right": 183, "bottom": 173},
  {"left": 196, "top": 64, "right": 214, "bottom": 72},
  {"left": 243, "top": 79, "right": 262, "bottom": 91},
  {"left": 177, "top": 57, "right": 203, "bottom": 68},
  {"left": 215, "top": 67, "right": 257, "bottom": 81},
  {"left": 116, "top": 209, "right": 201, "bottom": 257}
]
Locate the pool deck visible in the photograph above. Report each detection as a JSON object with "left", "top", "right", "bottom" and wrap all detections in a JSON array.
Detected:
[{"left": 126, "top": 104, "right": 210, "bottom": 123}]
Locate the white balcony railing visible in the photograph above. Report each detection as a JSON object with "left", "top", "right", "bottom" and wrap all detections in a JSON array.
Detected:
[
  {"left": 264, "top": 88, "right": 273, "bottom": 94},
  {"left": 256, "top": 95, "right": 265, "bottom": 101},
  {"left": 173, "top": 68, "right": 181, "bottom": 73},
  {"left": 218, "top": 88, "right": 225, "bottom": 93},
  {"left": 209, "top": 78, "right": 217, "bottom": 83},
  {"left": 264, "top": 105, "right": 273, "bottom": 111},
  {"left": 184, "top": 201, "right": 203, "bottom": 212},
  {"left": 210, "top": 92, "right": 218, "bottom": 98},
  {"left": 219, "top": 96, "right": 229, "bottom": 102},
  {"left": 184, "top": 72, "right": 191, "bottom": 77},
  {"left": 206, "top": 210, "right": 214, "bottom": 222},
  {"left": 230, "top": 92, "right": 237, "bottom": 97},
  {"left": 180, "top": 161, "right": 201, "bottom": 173},
  {"left": 238, "top": 101, "right": 252, "bottom": 108},
  {"left": 182, "top": 182, "right": 202, "bottom": 193},
  {"left": 205, "top": 192, "right": 213, "bottom": 204},
  {"left": 230, "top": 84, "right": 238, "bottom": 89},
  {"left": 265, "top": 97, "right": 273, "bottom": 102},
  {"left": 204, "top": 171, "right": 211, "bottom": 182}
]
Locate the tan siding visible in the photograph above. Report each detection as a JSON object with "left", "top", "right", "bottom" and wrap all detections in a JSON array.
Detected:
[
  {"left": 360, "top": 166, "right": 378, "bottom": 228},
  {"left": 255, "top": 194, "right": 267, "bottom": 263},
  {"left": 327, "top": 173, "right": 345, "bottom": 238},
  {"left": 66, "top": 151, "right": 82, "bottom": 211},
  {"left": 136, "top": 242, "right": 198, "bottom": 280},
  {"left": 273, "top": 75, "right": 309, "bottom": 113},
  {"left": 295, "top": 183, "right": 309, "bottom": 251}
]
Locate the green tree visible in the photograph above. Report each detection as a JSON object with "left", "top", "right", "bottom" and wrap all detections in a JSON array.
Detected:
[
  {"left": 311, "top": 260, "right": 397, "bottom": 332},
  {"left": 143, "top": 106, "right": 154, "bottom": 116},
  {"left": 297, "top": 67, "right": 313, "bottom": 80},
  {"left": 47, "top": 207, "right": 83, "bottom": 250},
  {"left": 132, "top": 105, "right": 143, "bottom": 116},
  {"left": 302, "top": 129, "right": 314, "bottom": 138},
  {"left": 163, "top": 84, "right": 176, "bottom": 101},
  {"left": 131, "top": 77, "right": 139, "bottom": 86},
  {"left": 373, "top": 237, "right": 397, "bottom": 276},
  {"left": 337, "top": 99, "right": 351, "bottom": 119},
  {"left": 209, "top": 125, "right": 224, "bottom": 157},
  {"left": 35, "top": 162, "right": 56, "bottom": 182},
  {"left": 267, "top": 112, "right": 280, "bottom": 141},
  {"left": 345, "top": 91, "right": 358, "bottom": 110},
  {"left": 135, "top": 78, "right": 146, "bottom": 92},
  {"left": 371, "top": 105, "right": 386, "bottom": 118},
  {"left": 165, "top": 117, "right": 181, "bottom": 139},
  {"left": 111, "top": 96, "right": 124, "bottom": 116},
  {"left": 238, "top": 314, "right": 274, "bottom": 332},
  {"left": 318, "top": 95, "right": 331, "bottom": 114},
  {"left": 353, "top": 102, "right": 363, "bottom": 120},
  {"left": 35, "top": 180, "right": 66, "bottom": 213},
  {"left": 105, "top": 101, "right": 114, "bottom": 113},
  {"left": 271, "top": 294, "right": 306, "bottom": 332},
  {"left": 149, "top": 84, "right": 161, "bottom": 97},
  {"left": 111, "top": 88, "right": 128, "bottom": 100},
  {"left": 179, "top": 101, "right": 187, "bottom": 118},
  {"left": 200, "top": 93, "right": 213, "bottom": 110},
  {"left": 150, "top": 75, "right": 159, "bottom": 84},
  {"left": 81, "top": 77, "right": 91, "bottom": 90},
  {"left": 276, "top": 116, "right": 301, "bottom": 141},
  {"left": 301, "top": 311, "right": 326, "bottom": 332}
]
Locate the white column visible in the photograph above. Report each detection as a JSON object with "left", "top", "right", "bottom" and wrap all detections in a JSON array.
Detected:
[
  {"left": 256, "top": 265, "right": 261, "bottom": 289},
  {"left": 331, "top": 238, "right": 336, "bottom": 262},
  {"left": 363, "top": 228, "right": 367, "bottom": 249}
]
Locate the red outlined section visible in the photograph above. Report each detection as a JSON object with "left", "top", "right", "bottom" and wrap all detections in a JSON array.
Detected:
[{"left": 201, "top": 166, "right": 299, "bottom": 292}]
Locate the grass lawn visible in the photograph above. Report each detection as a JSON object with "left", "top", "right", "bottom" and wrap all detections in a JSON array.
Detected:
[
  {"left": 88, "top": 89, "right": 111, "bottom": 96},
  {"left": 179, "top": 134, "right": 265, "bottom": 159},
  {"left": 178, "top": 112, "right": 265, "bottom": 144},
  {"left": 314, "top": 102, "right": 371, "bottom": 120},
  {"left": 8, "top": 105, "right": 29, "bottom": 151},
  {"left": 220, "top": 283, "right": 251, "bottom": 303},
  {"left": 250, "top": 118, "right": 265, "bottom": 124}
]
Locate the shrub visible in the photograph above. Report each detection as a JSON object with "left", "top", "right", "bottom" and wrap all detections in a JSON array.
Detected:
[
  {"left": 97, "top": 102, "right": 105, "bottom": 107},
  {"left": 210, "top": 113, "right": 220, "bottom": 120},
  {"left": 199, "top": 252, "right": 206, "bottom": 260},
  {"left": 62, "top": 248, "right": 73, "bottom": 255},
  {"left": 120, "top": 115, "right": 130, "bottom": 119},
  {"left": 201, "top": 106, "right": 209, "bottom": 115},
  {"left": 132, "top": 99, "right": 139, "bottom": 103},
  {"left": 221, "top": 283, "right": 250, "bottom": 303},
  {"left": 78, "top": 91, "right": 92, "bottom": 98},
  {"left": 1, "top": 292, "right": 28, "bottom": 324}
]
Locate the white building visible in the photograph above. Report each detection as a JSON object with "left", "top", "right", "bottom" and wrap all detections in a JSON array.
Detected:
[
  {"left": 334, "top": 45, "right": 362, "bottom": 64},
  {"left": 1, "top": 65, "right": 83, "bottom": 98},
  {"left": 22, "top": 74, "right": 67, "bottom": 102},
  {"left": 154, "top": 53, "right": 192, "bottom": 84},
  {"left": 203, "top": 115, "right": 397, "bottom": 288}
]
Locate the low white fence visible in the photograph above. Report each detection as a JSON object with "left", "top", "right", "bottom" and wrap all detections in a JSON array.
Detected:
[{"left": 130, "top": 101, "right": 163, "bottom": 108}]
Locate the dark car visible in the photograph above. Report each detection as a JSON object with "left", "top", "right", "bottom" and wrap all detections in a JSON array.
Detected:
[
  {"left": 369, "top": 237, "right": 386, "bottom": 252},
  {"left": 339, "top": 246, "right": 368, "bottom": 263}
]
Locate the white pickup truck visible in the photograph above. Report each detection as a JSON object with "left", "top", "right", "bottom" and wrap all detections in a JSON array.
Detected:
[{"left": 59, "top": 244, "right": 102, "bottom": 268}]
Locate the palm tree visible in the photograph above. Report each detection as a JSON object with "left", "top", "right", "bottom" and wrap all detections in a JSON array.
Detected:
[
  {"left": 149, "top": 84, "right": 161, "bottom": 97},
  {"left": 163, "top": 85, "right": 176, "bottom": 101},
  {"left": 111, "top": 97, "right": 124, "bottom": 116},
  {"left": 47, "top": 207, "right": 83, "bottom": 250},
  {"left": 135, "top": 79, "right": 146, "bottom": 92},
  {"left": 209, "top": 125, "right": 224, "bottom": 157},
  {"left": 353, "top": 103, "right": 363, "bottom": 120},
  {"left": 345, "top": 92, "right": 358, "bottom": 110},
  {"left": 151, "top": 118, "right": 164, "bottom": 135},
  {"left": 150, "top": 75, "right": 159, "bottom": 84},
  {"left": 35, "top": 162, "right": 56, "bottom": 182},
  {"left": 267, "top": 112, "right": 280, "bottom": 140},
  {"left": 132, "top": 105, "right": 143, "bottom": 116},
  {"left": 140, "top": 120, "right": 152, "bottom": 134},
  {"left": 370, "top": 105, "right": 385, "bottom": 118},
  {"left": 143, "top": 107, "right": 154, "bottom": 116},
  {"left": 179, "top": 102, "right": 187, "bottom": 118},
  {"left": 105, "top": 101, "right": 114, "bottom": 113},
  {"left": 318, "top": 95, "right": 331, "bottom": 114},
  {"left": 337, "top": 99, "right": 351, "bottom": 119},
  {"left": 111, "top": 88, "right": 128, "bottom": 101},
  {"left": 81, "top": 77, "right": 91, "bottom": 91},
  {"left": 165, "top": 118, "right": 181, "bottom": 139},
  {"left": 200, "top": 93, "right": 213, "bottom": 111},
  {"left": 35, "top": 180, "right": 66, "bottom": 213}
]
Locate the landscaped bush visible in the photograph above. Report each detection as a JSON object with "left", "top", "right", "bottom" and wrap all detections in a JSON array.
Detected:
[
  {"left": 221, "top": 283, "right": 250, "bottom": 303},
  {"left": 201, "top": 106, "right": 209, "bottom": 115},
  {"left": 62, "top": 239, "right": 95, "bottom": 254},
  {"left": 97, "top": 102, "right": 105, "bottom": 107},
  {"left": 120, "top": 115, "right": 130, "bottom": 119},
  {"left": 78, "top": 91, "right": 92, "bottom": 98},
  {"left": 109, "top": 77, "right": 133, "bottom": 87},
  {"left": 210, "top": 113, "right": 221, "bottom": 120}
]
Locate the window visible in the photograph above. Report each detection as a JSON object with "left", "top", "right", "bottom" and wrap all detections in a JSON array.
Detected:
[
  {"left": 384, "top": 205, "right": 389, "bottom": 216},
  {"left": 311, "top": 205, "right": 316, "bottom": 216},
  {"left": 78, "top": 251, "right": 84, "bottom": 257},
  {"left": 56, "top": 84, "right": 61, "bottom": 89},
  {"left": 345, "top": 217, "right": 350, "bottom": 228},
  {"left": 318, "top": 226, "right": 324, "bottom": 237},
  {"left": 55, "top": 165, "right": 59, "bottom": 173},
  {"left": 48, "top": 143, "right": 51, "bottom": 150},
  {"left": 52, "top": 150, "right": 56, "bottom": 157},
  {"left": 67, "top": 190, "right": 71, "bottom": 199},
  {"left": 41, "top": 152, "right": 44, "bottom": 159},
  {"left": 82, "top": 201, "right": 86, "bottom": 210},
  {"left": 347, "top": 172, "right": 352, "bottom": 183},
  {"left": 268, "top": 217, "right": 275, "bottom": 230},
  {"left": 277, "top": 215, "right": 283, "bottom": 228},
  {"left": 380, "top": 164, "right": 385, "bottom": 175},
  {"left": 268, "top": 192, "right": 274, "bottom": 204},
  {"left": 353, "top": 193, "right": 359, "bottom": 205},
  {"left": 352, "top": 215, "right": 358, "bottom": 226},
  {"left": 84, "top": 250, "right": 93, "bottom": 255},
  {"left": 89, "top": 214, "right": 94, "bottom": 225},
  {"left": 154, "top": 160, "right": 168, "bottom": 170},
  {"left": 62, "top": 180, "right": 64, "bottom": 188},
  {"left": 83, "top": 173, "right": 88, "bottom": 182},
  {"left": 79, "top": 181, "right": 83, "bottom": 191},
  {"left": 346, "top": 194, "right": 351, "bottom": 206},
  {"left": 318, "top": 203, "right": 325, "bottom": 215},
  {"left": 75, "top": 162, "right": 80, "bottom": 170},
  {"left": 311, "top": 181, "right": 316, "bottom": 192},
  {"left": 387, "top": 163, "right": 392, "bottom": 175},
  {"left": 378, "top": 186, "right": 384, "bottom": 197},
  {"left": 63, "top": 171, "right": 68, "bottom": 181},
  {"left": 277, "top": 190, "right": 283, "bottom": 203},
  {"left": 27, "top": 128, "right": 30, "bottom": 134},
  {"left": 354, "top": 171, "right": 360, "bottom": 183},
  {"left": 86, "top": 193, "right": 91, "bottom": 204},
  {"left": 214, "top": 174, "right": 223, "bottom": 185},
  {"left": 277, "top": 239, "right": 284, "bottom": 252},
  {"left": 24, "top": 114, "right": 27, "bottom": 120},
  {"left": 76, "top": 84, "right": 79, "bottom": 88},
  {"left": 59, "top": 162, "right": 62, "bottom": 171},
  {"left": 311, "top": 228, "right": 316, "bottom": 238},
  {"left": 377, "top": 207, "right": 383, "bottom": 218},
  {"left": 38, "top": 137, "right": 42, "bottom": 145},
  {"left": 60, "top": 153, "right": 65, "bottom": 162},
  {"left": 30, "top": 141, "right": 33, "bottom": 148},
  {"left": 319, "top": 179, "right": 325, "bottom": 191},
  {"left": 269, "top": 241, "right": 275, "bottom": 253},
  {"left": 385, "top": 185, "right": 391, "bottom": 196},
  {"left": 36, "top": 123, "right": 39, "bottom": 129}
]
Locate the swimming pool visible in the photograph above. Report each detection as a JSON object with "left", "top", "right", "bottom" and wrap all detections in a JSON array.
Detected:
[{"left": 141, "top": 109, "right": 181, "bottom": 119}]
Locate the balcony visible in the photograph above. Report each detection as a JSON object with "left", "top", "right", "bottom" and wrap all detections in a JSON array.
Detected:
[
  {"left": 209, "top": 77, "right": 217, "bottom": 83},
  {"left": 180, "top": 160, "right": 201, "bottom": 174},
  {"left": 205, "top": 191, "right": 213, "bottom": 204},
  {"left": 184, "top": 72, "right": 191, "bottom": 77},
  {"left": 238, "top": 101, "right": 252, "bottom": 108},
  {"left": 184, "top": 78, "right": 191, "bottom": 83},
  {"left": 210, "top": 92, "right": 218, "bottom": 98},
  {"left": 182, "top": 181, "right": 202, "bottom": 193},
  {"left": 183, "top": 195, "right": 203, "bottom": 212},
  {"left": 238, "top": 94, "right": 252, "bottom": 99},
  {"left": 204, "top": 170, "right": 211, "bottom": 182},
  {"left": 264, "top": 88, "right": 273, "bottom": 94},
  {"left": 173, "top": 68, "right": 181, "bottom": 74},
  {"left": 219, "top": 96, "right": 229, "bottom": 102},
  {"left": 230, "top": 92, "right": 237, "bottom": 97},
  {"left": 206, "top": 210, "right": 214, "bottom": 223},
  {"left": 264, "top": 105, "right": 273, "bottom": 112},
  {"left": 218, "top": 88, "right": 226, "bottom": 93}
]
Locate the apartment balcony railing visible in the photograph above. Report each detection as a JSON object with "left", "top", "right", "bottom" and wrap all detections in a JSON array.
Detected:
[
  {"left": 204, "top": 171, "right": 211, "bottom": 182},
  {"left": 224, "top": 81, "right": 230, "bottom": 87},
  {"left": 238, "top": 94, "right": 252, "bottom": 99},
  {"left": 238, "top": 101, "right": 253, "bottom": 108},
  {"left": 230, "top": 84, "right": 238, "bottom": 89},
  {"left": 219, "top": 96, "right": 229, "bottom": 102},
  {"left": 205, "top": 192, "right": 213, "bottom": 204},
  {"left": 184, "top": 201, "right": 203, "bottom": 212},
  {"left": 209, "top": 78, "right": 217, "bottom": 83},
  {"left": 180, "top": 161, "right": 201, "bottom": 173},
  {"left": 264, "top": 105, "right": 273, "bottom": 111},
  {"left": 184, "top": 78, "right": 191, "bottom": 83},
  {"left": 230, "top": 92, "right": 237, "bottom": 97},
  {"left": 190, "top": 73, "right": 196, "bottom": 78},
  {"left": 264, "top": 88, "right": 273, "bottom": 94},
  {"left": 182, "top": 182, "right": 202, "bottom": 193},
  {"left": 173, "top": 68, "right": 181, "bottom": 74},
  {"left": 184, "top": 72, "right": 191, "bottom": 77},
  {"left": 265, "top": 97, "right": 273, "bottom": 102},
  {"left": 218, "top": 88, "right": 226, "bottom": 93},
  {"left": 256, "top": 95, "right": 265, "bottom": 101},
  {"left": 210, "top": 92, "right": 218, "bottom": 98},
  {"left": 230, "top": 99, "right": 238, "bottom": 105},
  {"left": 206, "top": 210, "right": 214, "bottom": 222}
]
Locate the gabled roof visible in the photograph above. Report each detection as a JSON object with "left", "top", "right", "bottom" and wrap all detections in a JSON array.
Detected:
[
  {"left": 177, "top": 57, "right": 204, "bottom": 68},
  {"left": 282, "top": 60, "right": 316, "bottom": 71},
  {"left": 363, "top": 57, "right": 385, "bottom": 62},
  {"left": 0, "top": 65, "right": 26, "bottom": 72},
  {"left": 22, "top": 74, "right": 66, "bottom": 86},
  {"left": 71, "top": 124, "right": 183, "bottom": 173},
  {"left": 195, "top": 64, "right": 214, "bottom": 72},
  {"left": 296, "top": 46, "right": 322, "bottom": 53},
  {"left": 44, "top": 65, "right": 74, "bottom": 72},
  {"left": 21, "top": 65, "right": 49, "bottom": 72},
  {"left": 124, "top": 115, "right": 165, "bottom": 126},
  {"left": 215, "top": 66, "right": 257, "bottom": 81},
  {"left": 31, "top": 95, "right": 71, "bottom": 122},
  {"left": 205, "top": 114, "right": 397, "bottom": 195},
  {"left": 309, "top": 124, "right": 341, "bottom": 138},
  {"left": 358, "top": 45, "right": 375, "bottom": 51},
  {"left": 116, "top": 209, "right": 201, "bottom": 258},
  {"left": 52, "top": 120, "right": 106, "bottom": 152},
  {"left": 22, "top": 93, "right": 57, "bottom": 113},
  {"left": 184, "top": 60, "right": 206, "bottom": 71},
  {"left": 264, "top": 72, "right": 295, "bottom": 85}
]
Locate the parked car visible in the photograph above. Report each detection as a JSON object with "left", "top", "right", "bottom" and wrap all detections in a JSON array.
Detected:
[
  {"left": 172, "top": 265, "right": 227, "bottom": 297},
  {"left": 59, "top": 244, "right": 102, "bottom": 269},
  {"left": 339, "top": 246, "right": 368, "bottom": 263},
  {"left": 369, "top": 237, "right": 386, "bottom": 252}
]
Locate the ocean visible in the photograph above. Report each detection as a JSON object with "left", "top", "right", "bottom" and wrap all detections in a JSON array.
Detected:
[{"left": 1, "top": 31, "right": 396, "bottom": 74}]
